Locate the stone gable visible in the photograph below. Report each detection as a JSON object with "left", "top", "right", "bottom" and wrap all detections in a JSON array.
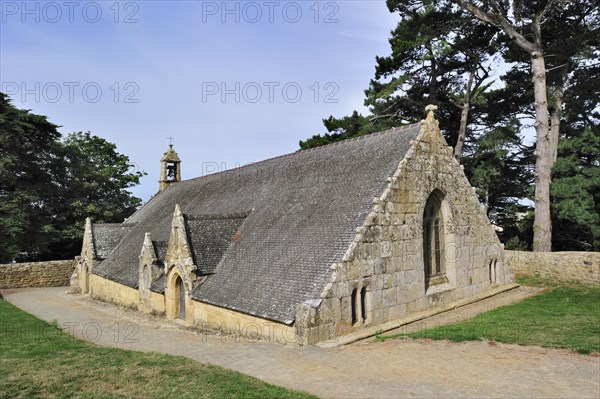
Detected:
[{"left": 296, "top": 109, "right": 513, "bottom": 344}]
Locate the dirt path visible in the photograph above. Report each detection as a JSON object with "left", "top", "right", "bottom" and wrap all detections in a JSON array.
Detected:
[{"left": 2, "top": 287, "right": 598, "bottom": 398}]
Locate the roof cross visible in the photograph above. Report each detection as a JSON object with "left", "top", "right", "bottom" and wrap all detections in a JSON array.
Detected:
[{"left": 167, "top": 136, "right": 174, "bottom": 146}]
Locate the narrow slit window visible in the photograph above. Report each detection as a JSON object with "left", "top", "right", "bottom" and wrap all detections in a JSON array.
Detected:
[
  {"left": 360, "top": 286, "right": 367, "bottom": 322},
  {"left": 489, "top": 259, "right": 497, "bottom": 283},
  {"left": 433, "top": 219, "right": 441, "bottom": 274},
  {"left": 424, "top": 221, "right": 432, "bottom": 276}
]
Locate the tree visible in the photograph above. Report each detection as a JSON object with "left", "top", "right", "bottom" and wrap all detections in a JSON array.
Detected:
[
  {"left": 0, "top": 93, "right": 145, "bottom": 262},
  {"left": 462, "top": 124, "right": 534, "bottom": 212},
  {"left": 47, "top": 132, "right": 146, "bottom": 258},
  {"left": 551, "top": 128, "right": 600, "bottom": 251},
  {"left": 551, "top": 33, "right": 599, "bottom": 251},
  {"left": 0, "top": 93, "right": 62, "bottom": 262},
  {"left": 450, "top": 0, "right": 600, "bottom": 251},
  {"left": 299, "top": 111, "right": 377, "bottom": 149}
]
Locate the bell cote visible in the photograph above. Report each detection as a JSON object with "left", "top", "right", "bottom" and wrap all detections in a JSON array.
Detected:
[{"left": 159, "top": 144, "right": 181, "bottom": 191}]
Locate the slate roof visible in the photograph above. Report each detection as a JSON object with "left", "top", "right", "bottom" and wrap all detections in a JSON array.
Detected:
[
  {"left": 92, "top": 124, "right": 421, "bottom": 324},
  {"left": 92, "top": 223, "right": 136, "bottom": 260},
  {"left": 185, "top": 213, "right": 248, "bottom": 275},
  {"left": 150, "top": 270, "right": 165, "bottom": 293},
  {"left": 152, "top": 241, "right": 168, "bottom": 265}
]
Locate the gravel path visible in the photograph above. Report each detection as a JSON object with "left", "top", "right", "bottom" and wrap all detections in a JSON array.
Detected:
[{"left": 2, "top": 287, "right": 598, "bottom": 398}]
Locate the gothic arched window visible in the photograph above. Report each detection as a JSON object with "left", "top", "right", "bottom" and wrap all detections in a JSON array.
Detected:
[{"left": 423, "top": 191, "right": 447, "bottom": 286}]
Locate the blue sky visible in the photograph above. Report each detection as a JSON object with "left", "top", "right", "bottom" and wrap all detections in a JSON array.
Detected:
[{"left": 1, "top": 1, "right": 398, "bottom": 201}]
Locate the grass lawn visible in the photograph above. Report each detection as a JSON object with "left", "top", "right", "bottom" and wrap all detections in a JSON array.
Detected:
[
  {"left": 377, "top": 278, "right": 600, "bottom": 354},
  {"left": 0, "top": 299, "right": 316, "bottom": 399}
]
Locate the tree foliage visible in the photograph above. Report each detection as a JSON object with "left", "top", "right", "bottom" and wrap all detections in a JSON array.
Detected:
[
  {"left": 299, "top": 111, "right": 379, "bottom": 149},
  {"left": 462, "top": 125, "right": 534, "bottom": 212},
  {"left": 0, "top": 93, "right": 145, "bottom": 262},
  {"left": 452, "top": 0, "right": 600, "bottom": 251},
  {"left": 0, "top": 93, "right": 62, "bottom": 262},
  {"left": 551, "top": 128, "right": 600, "bottom": 251}
]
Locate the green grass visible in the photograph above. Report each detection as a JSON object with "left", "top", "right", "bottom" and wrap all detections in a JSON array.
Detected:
[
  {"left": 377, "top": 283, "right": 600, "bottom": 354},
  {"left": 514, "top": 274, "right": 562, "bottom": 287},
  {"left": 0, "top": 299, "right": 316, "bottom": 399}
]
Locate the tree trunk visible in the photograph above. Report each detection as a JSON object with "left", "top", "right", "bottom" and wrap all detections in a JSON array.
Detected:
[
  {"left": 427, "top": 42, "right": 438, "bottom": 103},
  {"left": 531, "top": 52, "right": 553, "bottom": 252},
  {"left": 454, "top": 70, "right": 475, "bottom": 163},
  {"left": 450, "top": 0, "right": 558, "bottom": 251},
  {"left": 549, "top": 65, "right": 568, "bottom": 163}
]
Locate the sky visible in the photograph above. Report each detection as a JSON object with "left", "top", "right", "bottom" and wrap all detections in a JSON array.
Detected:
[{"left": 0, "top": 0, "right": 399, "bottom": 201}]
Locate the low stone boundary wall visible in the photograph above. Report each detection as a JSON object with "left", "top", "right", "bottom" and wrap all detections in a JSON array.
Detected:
[
  {"left": 505, "top": 250, "right": 599, "bottom": 285},
  {"left": 0, "top": 260, "right": 76, "bottom": 288}
]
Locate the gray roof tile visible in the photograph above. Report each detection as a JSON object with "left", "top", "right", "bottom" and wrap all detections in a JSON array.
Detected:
[
  {"left": 150, "top": 272, "right": 165, "bottom": 293},
  {"left": 92, "top": 223, "right": 136, "bottom": 260},
  {"left": 185, "top": 214, "right": 248, "bottom": 275},
  {"left": 152, "top": 241, "right": 168, "bottom": 265}
]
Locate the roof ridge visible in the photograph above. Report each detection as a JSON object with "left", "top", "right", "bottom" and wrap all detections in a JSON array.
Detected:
[
  {"left": 180, "top": 123, "right": 419, "bottom": 184},
  {"left": 93, "top": 222, "right": 137, "bottom": 228},
  {"left": 184, "top": 211, "right": 252, "bottom": 221},
  {"left": 298, "top": 123, "right": 416, "bottom": 153}
]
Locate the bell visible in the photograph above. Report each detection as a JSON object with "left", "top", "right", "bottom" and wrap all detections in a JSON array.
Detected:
[{"left": 167, "top": 165, "right": 176, "bottom": 178}]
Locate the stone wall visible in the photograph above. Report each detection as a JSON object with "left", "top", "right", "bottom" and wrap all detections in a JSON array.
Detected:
[
  {"left": 88, "top": 272, "right": 295, "bottom": 344},
  {"left": 194, "top": 298, "right": 296, "bottom": 345},
  {"left": 505, "top": 250, "right": 600, "bottom": 285},
  {"left": 0, "top": 260, "right": 76, "bottom": 288}
]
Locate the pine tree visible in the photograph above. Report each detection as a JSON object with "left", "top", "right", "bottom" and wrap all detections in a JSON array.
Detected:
[{"left": 451, "top": 0, "right": 600, "bottom": 250}]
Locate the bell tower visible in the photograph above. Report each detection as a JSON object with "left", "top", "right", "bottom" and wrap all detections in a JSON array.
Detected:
[{"left": 159, "top": 143, "right": 181, "bottom": 192}]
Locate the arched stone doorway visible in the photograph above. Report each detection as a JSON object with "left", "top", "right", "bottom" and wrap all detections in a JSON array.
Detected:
[{"left": 165, "top": 269, "right": 189, "bottom": 321}]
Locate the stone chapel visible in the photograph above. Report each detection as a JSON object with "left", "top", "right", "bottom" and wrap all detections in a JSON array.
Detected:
[{"left": 72, "top": 107, "right": 514, "bottom": 345}]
